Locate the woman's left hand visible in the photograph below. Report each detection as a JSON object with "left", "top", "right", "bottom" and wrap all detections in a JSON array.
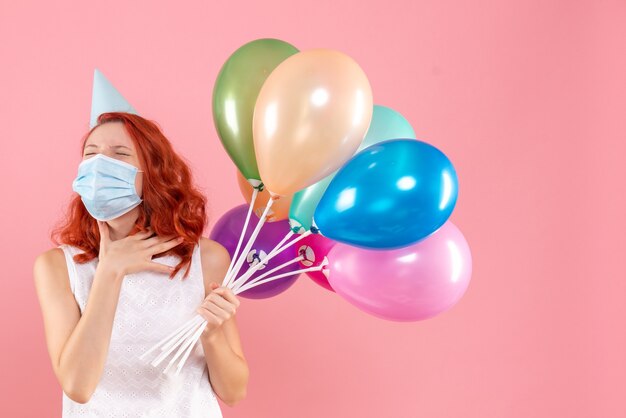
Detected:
[{"left": 196, "top": 283, "right": 241, "bottom": 339}]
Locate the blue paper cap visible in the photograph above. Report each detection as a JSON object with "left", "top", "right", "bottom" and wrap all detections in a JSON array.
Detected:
[{"left": 90, "top": 68, "right": 138, "bottom": 128}]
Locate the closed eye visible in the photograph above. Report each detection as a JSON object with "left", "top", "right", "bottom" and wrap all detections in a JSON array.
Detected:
[{"left": 84, "top": 153, "right": 130, "bottom": 156}]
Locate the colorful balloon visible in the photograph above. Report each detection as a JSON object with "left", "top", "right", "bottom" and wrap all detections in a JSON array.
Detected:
[
  {"left": 289, "top": 175, "right": 333, "bottom": 233},
  {"left": 314, "top": 139, "right": 458, "bottom": 249},
  {"left": 360, "top": 105, "right": 416, "bottom": 149},
  {"left": 213, "top": 38, "right": 299, "bottom": 182},
  {"left": 252, "top": 48, "right": 373, "bottom": 196},
  {"left": 209, "top": 204, "right": 300, "bottom": 299},
  {"left": 236, "top": 170, "right": 293, "bottom": 223},
  {"left": 295, "top": 233, "right": 336, "bottom": 292},
  {"left": 326, "top": 221, "right": 472, "bottom": 321},
  {"left": 289, "top": 104, "right": 415, "bottom": 232}
]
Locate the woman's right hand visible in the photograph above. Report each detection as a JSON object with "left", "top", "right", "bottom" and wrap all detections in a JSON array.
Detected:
[{"left": 96, "top": 220, "right": 184, "bottom": 277}]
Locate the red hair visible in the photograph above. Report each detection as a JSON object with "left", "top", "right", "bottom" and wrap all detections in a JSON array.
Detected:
[{"left": 51, "top": 112, "right": 208, "bottom": 280}]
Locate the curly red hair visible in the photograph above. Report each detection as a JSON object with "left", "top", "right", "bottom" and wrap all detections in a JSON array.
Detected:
[{"left": 51, "top": 112, "right": 208, "bottom": 280}]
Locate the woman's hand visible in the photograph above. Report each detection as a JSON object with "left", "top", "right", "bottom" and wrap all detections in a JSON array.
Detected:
[
  {"left": 196, "top": 283, "right": 241, "bottom": 339},
  {"left": 96, "top": 220, "right": 184, "bottom": 277}
]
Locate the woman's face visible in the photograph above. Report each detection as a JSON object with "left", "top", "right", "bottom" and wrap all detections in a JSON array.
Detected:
[{"left": 82, "top": 121, "right": 143, "bottom": 197}]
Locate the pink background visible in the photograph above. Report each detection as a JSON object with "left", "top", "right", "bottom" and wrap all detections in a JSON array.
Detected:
[{"left": 2, "top": 1, "right": 625, "bottom": 417}]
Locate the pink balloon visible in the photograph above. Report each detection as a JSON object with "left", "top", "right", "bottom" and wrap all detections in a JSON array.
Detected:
[
  {"left": 295, "top": 233, "right": 337, "bottom": 292},
  {"left": 326, "top": 221, "right": 472, "bottom": 322}
]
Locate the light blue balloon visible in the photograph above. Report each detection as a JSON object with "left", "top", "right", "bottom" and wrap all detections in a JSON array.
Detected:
[
  {"left": 288, "top": 176, "right": 334, "bottom": 233},
  {"left": 360, "top": 105, "right": 415, "bottom": 148},
  {"left": 313, "top": 139, "right": 458, "bottom": 249},
  {"left": 288, "top": 105, "right": 415, "bottom": 233}
]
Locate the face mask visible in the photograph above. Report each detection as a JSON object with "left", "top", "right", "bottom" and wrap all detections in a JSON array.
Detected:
[{"left": 72, "top": 153, "right": 144, "bottom": 221}]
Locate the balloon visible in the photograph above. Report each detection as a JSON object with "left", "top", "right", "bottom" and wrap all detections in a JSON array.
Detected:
[
  {"left": 326, "top": 221, "right": 472, "bottom": 322},
  {"left": 314, "top": 139, "right": 458, "bottom": 249},
  {"left": 236, "top": 171, "right": 293, "bottom": 223},
  {"left": 289, "top": 104, "right": 415, "bottom": 232},
  {"left": 295, "top": 233, "right": 336, "bottom": 292},
  {"left": 252, "top": 48, "right": 373, "bottom": 196},
  {"left": 360, "top": 105, "right": 416, "bottom": 149},
  {"left": 289, "top": 175, "right": 334, "bottom": 233},
  {"left": 213, "top": 38, "right": 299, "bottom": 182},
  {"left": 209, "top": 204, "right": 300, "bottom": 299}
]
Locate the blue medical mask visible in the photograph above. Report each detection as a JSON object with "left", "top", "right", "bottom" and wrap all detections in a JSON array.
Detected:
[{"left": 72, "top": 153, "right": 144, "bottom": 221}]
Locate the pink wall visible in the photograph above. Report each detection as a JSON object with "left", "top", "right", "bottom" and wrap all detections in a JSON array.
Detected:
[{"left": 2, "top": 0, "right": 625, "bottom": 417}]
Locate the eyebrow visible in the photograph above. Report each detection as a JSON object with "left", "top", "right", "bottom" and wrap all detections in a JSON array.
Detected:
[{"left": 84, "top": 144, "right": 132, "bottom": 151}]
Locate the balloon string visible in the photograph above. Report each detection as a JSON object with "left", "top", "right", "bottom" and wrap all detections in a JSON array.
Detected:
[
  {"left": 274, "top": 229, "right": 312, "bottom": 255},
  {"left": 235, "top": 258, "right": 329, "bottom": 294},
  {"left": 232, "top": 254, "right": 305, "bottom": 293},
  {"left": 224, "top": 197, "right": 275, "bottom": 289},
  {"left": 174, "top": 322, "right": 207, "bottom": 376},
  {"left": 139, "top": 315, "right": 204, "bottom": 361},
  {"left": 228, "top": 229, "right": 292, "bottom": 290},
  {"left": 149, "top": 316, "right": 205, "bottom": 367},
  {"left": 223, "top": 188, "right": 259, "bottom": 287},
  {"left": 271, "top": 230, "right": 296, "bottom": 257},
  {"left": 229, "top": 229, "right": 312, "bottom": 290},
  {"left": 163, "top": 319, "right": 206, "bottom": 374}
]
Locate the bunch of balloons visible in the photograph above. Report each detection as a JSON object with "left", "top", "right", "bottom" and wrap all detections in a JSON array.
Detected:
[
  {"left": 209, "top": 38, "right": 471, "bottom": 323},
  {"left": 209, "top": 38, "right": 473, "bottom": 322}
]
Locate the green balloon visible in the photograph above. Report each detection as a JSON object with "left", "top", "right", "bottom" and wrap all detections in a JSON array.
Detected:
[
  {"left": 212, "top": 38, "right": 299, "bottom": 182},
  {"left": 289, "top": 105, "right": 416, "bottom": 232}
]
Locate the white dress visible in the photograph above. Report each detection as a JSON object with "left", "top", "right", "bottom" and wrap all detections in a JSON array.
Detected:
[{"left": 58, "top": 242, "right": 223, "bottom": 418}]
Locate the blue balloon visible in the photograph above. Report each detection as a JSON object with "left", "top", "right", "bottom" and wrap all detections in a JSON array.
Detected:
[{"left": 313, "top": 139, "right": 458, "bottom": 249}]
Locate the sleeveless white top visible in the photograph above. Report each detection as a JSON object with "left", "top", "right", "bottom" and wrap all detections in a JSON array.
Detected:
[{"left": 58, "top": 242, "right": 223, "bottom": 418}]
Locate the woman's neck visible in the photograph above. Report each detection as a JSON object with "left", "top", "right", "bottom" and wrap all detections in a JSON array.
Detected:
[{"left": 104, "top": 207, "right": 140, "bottom": 241}]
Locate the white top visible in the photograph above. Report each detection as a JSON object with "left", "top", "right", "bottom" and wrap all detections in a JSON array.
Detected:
[{"left": 58, "top": 242, "right": 223, "bottom": 418}]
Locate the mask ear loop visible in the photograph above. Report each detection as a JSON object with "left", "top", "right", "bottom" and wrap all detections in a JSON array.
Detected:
[{"left": 133, "top": 170, "right": 144, "bottom": 203}]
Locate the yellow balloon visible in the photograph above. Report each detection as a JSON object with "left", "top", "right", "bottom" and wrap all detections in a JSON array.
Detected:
[{"left": 252, "top": 49, "right": 373, "bottom": 196}]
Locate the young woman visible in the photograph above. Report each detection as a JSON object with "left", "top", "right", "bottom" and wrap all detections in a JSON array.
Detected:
[{"left": 33, "top": 112, "right": 248, "bottom": 417}]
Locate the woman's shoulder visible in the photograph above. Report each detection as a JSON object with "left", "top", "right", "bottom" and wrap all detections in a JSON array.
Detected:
[
  {"left": 198, "top": 237, "right": 230, "bottom": 263},
  {"left": 197, "top": 237, "right": 230, "bottom": 290},
  {"left": 33, "top": 247, "right": 71, "bottom": 291},
  {"left": 34, "top": 247, "right": 66, "bottom": 272}
]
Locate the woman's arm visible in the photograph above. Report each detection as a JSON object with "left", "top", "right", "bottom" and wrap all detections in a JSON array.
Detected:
[
  {"left": 33, "top": 249, "right": 124, "bottom": 403},
  {"left": 34, "top": 225, "right": 183, "bottom": 403},
  {"left": 198, "top": 238, "right": 249, "bottom": 407},
  {"left": 200, "top": 320, "right": 249, "bottom": 407}
]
